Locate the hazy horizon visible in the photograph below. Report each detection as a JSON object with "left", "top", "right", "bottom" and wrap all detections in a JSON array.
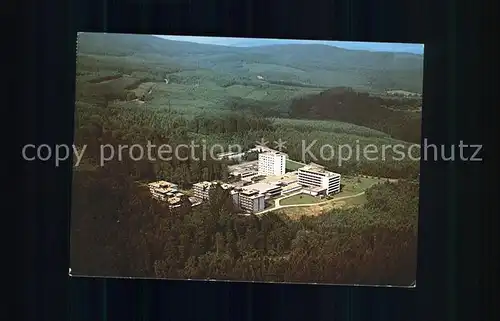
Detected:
[{"left": 155, "top": 35, "right": 424, "bottom": 55}]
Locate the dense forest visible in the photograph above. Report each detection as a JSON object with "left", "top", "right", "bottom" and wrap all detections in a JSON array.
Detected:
[
  {"left": 72, "top": 100, "right": 419, "bottom": 285},
  {"left": 288, "top": 87, "right": 422, "bottom": 143},
  {"left": 71, "top": 164, "right": 417, "bottom": 285},
  {"left": 74, "top": 97, "right": 420, "bottom": 182}
]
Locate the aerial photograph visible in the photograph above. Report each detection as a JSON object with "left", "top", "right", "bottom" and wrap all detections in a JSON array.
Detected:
[{"left": 70, "top": 32, "right": 423, "bottom": 286}]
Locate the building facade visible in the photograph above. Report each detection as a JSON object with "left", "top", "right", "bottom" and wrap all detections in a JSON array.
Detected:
[
  {"left": 192, "top": 181, "right": 271, "bottom": 213},
  {"left": 238, "top": 189, "right": 266, "bottom": 213},
  {"left": 298, "top": 164, "right": 341, "bottom": 195},
  {"left": 258, "top": 152, "right": 287, "bottom": 176},
  {"left": 193, "top": 181, "right": 212, "bottom": 200}
]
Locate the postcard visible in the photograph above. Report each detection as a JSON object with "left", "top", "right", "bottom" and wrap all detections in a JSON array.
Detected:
[{"left": 70, "top": 32, "right": 423, "bottom": 286}]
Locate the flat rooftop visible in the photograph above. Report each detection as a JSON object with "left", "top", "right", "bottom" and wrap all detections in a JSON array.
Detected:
[
  {"left": 243, "top": 182, "right": 282, "bottom": 194},
  {"left": 193, "top": 181, "right": 234, "bottom": 190},
  {"left": 148, "top": 180, "right": 178, "bottom": 188},
  {"left": 259, "top": 172, "right": 298, "bottom": 185},
  {"left": 151, "top": 186, "right": 178, "bottom": 195},
  {"left": 240, "top": 188, "right": 259, "bottom": 196},
  {"left": 232, "top": 180, "right": 251, "bottom": 188},
  {"left": 216, "top": 151, "right": 245, "bottom": 159},
  {"left": 259, "top": 151, "right": 288, "bottom": 157},
  {"left": 299, "top": 164, "right": 340, "bottom": 177},
  {"left": 239, "top": 189, "right": 264, "bottom": 199},
  {"left": 193, "top": 181, "right": 210, "bottom": 188},
  {"left": 228, "top": 160, "right": 259, "bottom": 173},
  {"left": 282, "top": 182, "right": 302, "bottom": 193}
]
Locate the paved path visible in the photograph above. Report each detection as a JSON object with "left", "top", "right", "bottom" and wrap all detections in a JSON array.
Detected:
[{"left": 256, "top": 191, "right": 366, "bottom": 215}]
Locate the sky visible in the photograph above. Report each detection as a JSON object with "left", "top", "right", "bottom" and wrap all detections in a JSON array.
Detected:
[{"left": 156, "top": 35, "right": 424, "bottom": 54}]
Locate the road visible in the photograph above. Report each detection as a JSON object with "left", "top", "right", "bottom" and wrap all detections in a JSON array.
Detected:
[{"left": 256, "top": 191, "right": 366, "bottom": 215}]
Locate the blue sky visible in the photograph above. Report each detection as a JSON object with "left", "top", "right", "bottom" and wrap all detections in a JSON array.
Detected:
[{"left": 156, "top": 35, "right": 424, "bottom": 54}]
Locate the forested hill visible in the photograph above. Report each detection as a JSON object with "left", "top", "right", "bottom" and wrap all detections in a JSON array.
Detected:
[
  {"left": 77, "top": 33, "right": 424, "bottom": 93},
  {"left": 288, "top": 87, "right": 422, "bottom": 143},
  {"left": 71, "top": 164, "right": 418, "bottom": 285},
  {"left": 77, "top": 33, "right": 235, "bottom": 57}
]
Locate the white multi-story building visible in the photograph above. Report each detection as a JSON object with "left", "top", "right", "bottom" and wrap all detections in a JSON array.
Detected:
[
  {"left": 298, "top": 164, "right": 341, "bottom": 195},
  {"left": 230, "top": 190, "right": 240, "bottom": 206},
  {"left": 193, "top": 181, "right": 235, "bottom": 201},
  {"left": 238, "top": 189, "right": 265, "bottom": 213},
  {"left": 192, "top": 181, "right": 270, "bottom": 213},
  {"left": 258, "top": 151, "right": 287, "bottom": 176},
  {"left": 193, "top": 181, "right": 211, "bottom": 200}
]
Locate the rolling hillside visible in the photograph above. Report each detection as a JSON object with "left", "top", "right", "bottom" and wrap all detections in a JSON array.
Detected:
[
  {"left": 75, "top": 33, "right": 423, "bottom": 153},
  {"left": 77, "top": 33, "right": 424, "bottom": 93},
  {"left": 288, "top": 87, "right": 422, "bottom": 143}
]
